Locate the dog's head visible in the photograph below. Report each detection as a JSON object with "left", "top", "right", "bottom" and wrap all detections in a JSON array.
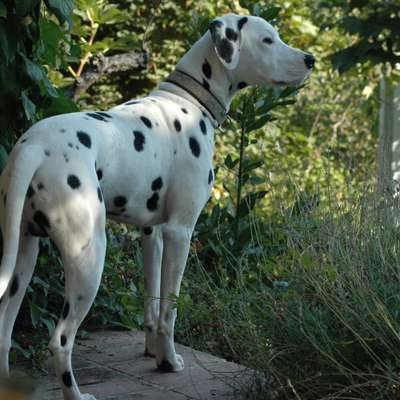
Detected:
[{"left": 209, "top": 13, "right": 314, "bottom": 87}]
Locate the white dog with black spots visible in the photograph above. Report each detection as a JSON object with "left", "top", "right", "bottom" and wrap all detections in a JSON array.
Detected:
[{"left": 0, "top": 13, "right": 314, "bottom": 400}]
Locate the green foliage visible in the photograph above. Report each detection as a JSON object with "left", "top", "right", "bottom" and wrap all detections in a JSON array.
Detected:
[
  {"left": 0, "top": 0, "right": 77, "bottom": 151},
  {"left": 320, "top": 0, "right": 400, "bottom": 76}
]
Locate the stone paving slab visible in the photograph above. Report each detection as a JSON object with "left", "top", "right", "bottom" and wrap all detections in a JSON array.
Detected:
[{"left": 11, "top": 330, "right": 253, "bottom": 400}]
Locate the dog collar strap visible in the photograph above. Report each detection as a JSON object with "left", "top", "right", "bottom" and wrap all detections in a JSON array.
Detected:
[{"left": 163, "top": 69, "right": 227, "bottom": 126}]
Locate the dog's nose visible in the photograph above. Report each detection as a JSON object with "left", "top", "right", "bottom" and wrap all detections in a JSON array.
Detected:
[{"left": 304, "top": 54, "right": 315, "bottom": 69}]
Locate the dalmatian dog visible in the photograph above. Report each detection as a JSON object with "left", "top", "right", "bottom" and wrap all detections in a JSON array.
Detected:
[{"left": 0, "top": 13, "right": 314, "bottom": 400}]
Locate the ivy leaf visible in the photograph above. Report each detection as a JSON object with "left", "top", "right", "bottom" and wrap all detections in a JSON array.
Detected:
[
  {"left": 44, "top": 0, "right": 74, "bottom": 28},
  {"left": 21, "top": 91, "right": 37, "bottom": 121},
  {"left": 21, "top": 54, "right": 58, "bottom": 97}
]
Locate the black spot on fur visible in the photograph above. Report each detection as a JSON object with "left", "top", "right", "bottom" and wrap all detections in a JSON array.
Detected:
[
  {"left": 218, "top": 38, "right": 234, "bottom": 63},
  {"left": 86, "top": 112, "right": 106, "bottom": 122},
  {"left": 33, "top": 211, "right": 50, "bottom": 234},
  {"left": 143, "top": 227, "right": 153, "bottom": 235},
  {"left": 238, "top": 81, "right": 247, "bottom": 89},
  {"left": 200, "top": 119, "right": 207, "bottom": 135},
  {"left": 203, "top": 79, "right": 210, "bottom": 91},
  {"left": 45, "top": 150, "right": 51, "bottom": 156},
  {"left": 202, "top": 59, "right": 212, "bottom": 79},
  {"left": 157, "top": 359, "right": 174, "bottom": 372},
  {"left": 62, "top": 371, "right": 72, "bottom": 387},
  {"left": 97, "top": 187, "right": 103, "bottom": 203},
  {"left": 189, "top": 137, "right": 201, "bottom": 158},
  {"left": 3, "top": 194, "right": 6, "bottom": 206},
  {"left": 20, "top": 139, "right": 27, "bottom": 144},
  {"left": 9, "top": 276, "right": 18, "bottom": 297},
  {"left": 38, "top": 182, "right": 44, "bottom": 190},
  {"left": 61, "top": 335, "right": 67, "bottom": 347},
  {"left": 140, "top": 116, "right": 152, "bottom": 129},
  {"left": 125, "top": 100, "right": 139, "bottom": 105},
  {"left": 225, "top": 27, "right": 238, "bottom": 41},
  {"left": 68, "top": 143, "right": 73, "bottom": 148},
  {"left": 181, "top": 107, "right": 188, "bottom": 114},
  {"left": 27, "top": 185, "right": 35, "bottom": 199},
  {"left": 208, "top": 169, "right": 213, "bottom": 184},
  {"left": 67, "top": 175, "right": 81, "bottom": 189},
  {"left": 174, "top": 119, "right": 181, "bottom": 132},
  {"left": 96, "top": 169, "right": 103, "bottom": 180},
  {"left": 151, "top": 177, "right": 163, "bottom": 191},
  {"left": 77, "top": 131, "right": 91, "bottom": 148},
  {"left": 60, "top": 128, "right": 66, "bottom": 133},
  {"left": 146, "top": 193, "right": 159, "bottom": 211},
  {"left": 238, "top": 16, "right": 248, "bottom": 31},
  {"left": 95, "top": 111, "right": 112, "bottom": 119},
  {"left": 62, "top": 302, "right": 70, "bottom": 319},
  {"left": 114, "top": 196, "right": 127, "bottom": 207},
  {"left": 133, "top": 130, "right": 145, "bottom": 151}
]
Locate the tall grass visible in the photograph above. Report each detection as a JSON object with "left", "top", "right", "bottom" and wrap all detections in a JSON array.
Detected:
[{"left": 177, "top": 189, "right": 400, "bottom": 400}]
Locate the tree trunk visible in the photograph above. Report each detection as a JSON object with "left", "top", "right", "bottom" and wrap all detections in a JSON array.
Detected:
[{"left": 377, "top": 79, "right": 395, "bottom": 195}]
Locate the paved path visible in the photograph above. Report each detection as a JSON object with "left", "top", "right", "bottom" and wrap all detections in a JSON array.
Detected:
[{"left": 15, "top": 330, "right": 252, "bottom": 399}]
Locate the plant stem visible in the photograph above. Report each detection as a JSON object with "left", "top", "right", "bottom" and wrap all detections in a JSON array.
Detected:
[{"left": 234, "top": 122, "right": 246, "bottom": 244}]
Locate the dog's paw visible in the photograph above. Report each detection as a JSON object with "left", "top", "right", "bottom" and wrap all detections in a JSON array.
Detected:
[
  {"left": 80, "top": 393, "right": 97, "bottom": 400},
  {"left": 157, "top": 354, "right": 184, "bottom": 372}
]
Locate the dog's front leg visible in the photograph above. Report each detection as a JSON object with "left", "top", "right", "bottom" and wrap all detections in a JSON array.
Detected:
[
  {"left": 156, "top": 222, "right": 192, "bottom": 372},
  {"left": 141, "top": 225, "right": 163, "bottom": 357}
]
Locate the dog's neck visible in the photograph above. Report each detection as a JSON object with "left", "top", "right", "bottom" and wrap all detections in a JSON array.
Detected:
[{"left": 158, "top": 32, "right": 244, "bottom": 126}]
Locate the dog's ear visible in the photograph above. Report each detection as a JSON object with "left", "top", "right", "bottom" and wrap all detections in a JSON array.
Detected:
[{"left": 209, "top": 14, "right": 248, "bottom": 70}]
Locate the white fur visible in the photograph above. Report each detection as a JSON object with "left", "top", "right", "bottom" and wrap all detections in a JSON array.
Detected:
[{"left": 0, "top": 14, "right": 313, "bottom": 400}]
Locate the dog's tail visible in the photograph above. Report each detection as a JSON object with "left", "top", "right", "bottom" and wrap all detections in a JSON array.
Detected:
[{"left": 0, "top": 144, "right": 44, "bottom": 299}]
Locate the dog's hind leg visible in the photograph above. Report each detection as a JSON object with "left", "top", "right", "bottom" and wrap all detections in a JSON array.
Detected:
[
  {"left": 142, "top": 225, "right": 163, "bottom": 357},
  {"left": 0, "top": 231, "right": 39, "bottom": 376},
  {"left": 49, "top": 210, "right": 106, "bottom": 400}
]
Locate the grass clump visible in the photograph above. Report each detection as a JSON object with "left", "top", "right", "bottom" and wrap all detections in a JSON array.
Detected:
[{"left": 177, "top": 191, "right": 400, "bottom": 400}]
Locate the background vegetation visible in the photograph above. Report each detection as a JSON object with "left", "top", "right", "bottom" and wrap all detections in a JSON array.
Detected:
[{"left": 1, "top": 0, "right": 400, "bottom": 399}]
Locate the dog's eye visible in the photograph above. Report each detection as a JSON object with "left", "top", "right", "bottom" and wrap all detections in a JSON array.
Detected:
[{"left": 263, "top": 37, "right": 273, "bottom": 45}]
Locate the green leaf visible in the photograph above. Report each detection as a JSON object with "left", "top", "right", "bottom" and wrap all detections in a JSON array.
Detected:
[
  {"left": 42, "top": 318, "right": 56, "bottom": 337},
  {"left": 243, "top": 159, "right": 264, "bottom": 173},
  {"left": 246, "top": 114, "right": 272, "bottom": 131},
  {"left": 258, "top": 6, "right": 281, "bottom": 22},
  {"left": 21, "top": 54, "right": 58, "bottom": 97},
  {"left": 238, "top": 190, "right": 268, "bottom": 218},
  {"left": 21, "top": 91, "right": 37, "bottom": 121},
  {"left": 224, "top": 154, "right": 239, "bottom": 169},
  {"left": 249, "top": 176, "right": 265, "bottom": 185},
  {"left": 0, "top": 145, "right": 8, "bottom": 173},
  {"left": 29, "top": 302, "right": 42, "bottom": 328},
  {"left": 44, "top": 95, "right": 78, "bottom": 117},
  {"left": 0, "top": 2, "right": 7, "bottom": 18},
  {"left": 45, "top": 0, "right": 74, "bottom": 27}
]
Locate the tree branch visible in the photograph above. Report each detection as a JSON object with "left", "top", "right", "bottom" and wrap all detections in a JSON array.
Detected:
[{"left": 68, "top": 50, "right": 148, "bottom": 101}]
